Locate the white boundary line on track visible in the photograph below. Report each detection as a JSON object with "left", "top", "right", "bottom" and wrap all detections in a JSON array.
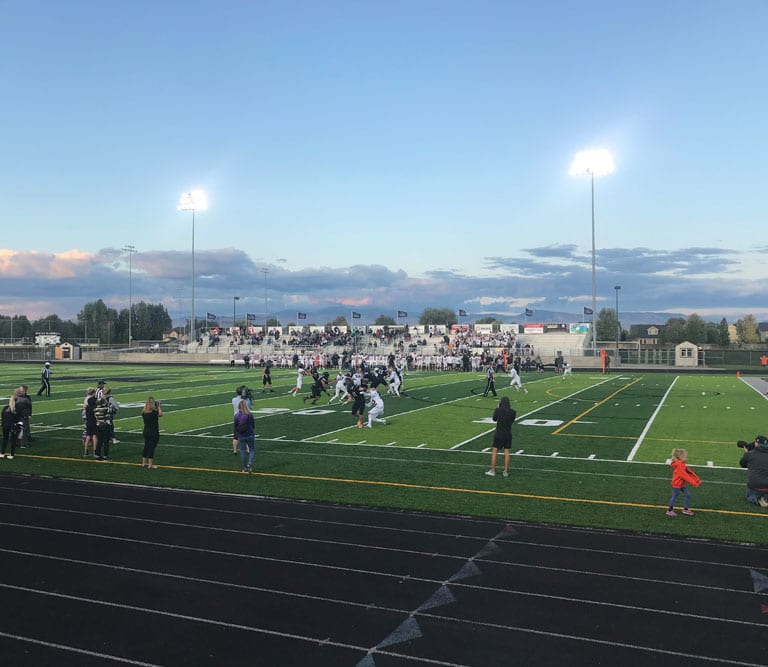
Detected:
[
  {"left": 0, "top": 526, "right": 763, "bottom": 666},
  {"left": 626, "top": 375, "right": 678, "bottom": 462}
]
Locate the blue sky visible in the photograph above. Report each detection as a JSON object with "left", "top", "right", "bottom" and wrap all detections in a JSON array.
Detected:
[{"left": 1, "top": 0, "right": 767, "bottom": 324}]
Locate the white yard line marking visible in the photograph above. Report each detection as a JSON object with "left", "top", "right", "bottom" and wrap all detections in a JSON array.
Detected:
[
  {"left": 450, "top": 377, "right": 616, "bottom": 450},
  {"left": 627, "top": 376, "right": 679, "bottom": 462}
]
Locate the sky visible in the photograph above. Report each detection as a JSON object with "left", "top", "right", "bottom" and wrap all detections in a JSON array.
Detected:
[{"left": 1, "top": 0, "right": 767, "bottom": 326}]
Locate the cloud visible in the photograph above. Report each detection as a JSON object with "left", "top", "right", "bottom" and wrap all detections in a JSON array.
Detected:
[{"left": 1, "top": 244, "right": 767, "bottom": 323}]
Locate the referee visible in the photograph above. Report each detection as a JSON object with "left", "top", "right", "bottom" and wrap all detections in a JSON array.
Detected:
[{"left": 37, "top": 362, "right": 51, "bottom": 397}]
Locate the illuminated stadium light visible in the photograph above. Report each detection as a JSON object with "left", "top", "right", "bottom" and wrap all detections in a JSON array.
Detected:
[
  {"left": 570, "top": 149, "right": 614, "bottom": 352},
  {"left": 177, "top": 189, "right": 209, "bottom": 212},
  {"left": 178, "top": 189, "right": 208, "bottom": 343},
  {"left": 569, "top": 148, "right": 615, "bottom": 177}
]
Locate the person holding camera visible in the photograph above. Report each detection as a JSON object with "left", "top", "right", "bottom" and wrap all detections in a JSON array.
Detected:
[
  {"left": 739, "top": 435, "right": 768, "bottom": 508},
  {"left": 141, "top": 396, "right": 163, "bottom": 468}
]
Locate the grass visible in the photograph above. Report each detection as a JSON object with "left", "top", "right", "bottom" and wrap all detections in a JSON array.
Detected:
[{"left": 3, "top": 362, "right": 767, "bottom": 544}]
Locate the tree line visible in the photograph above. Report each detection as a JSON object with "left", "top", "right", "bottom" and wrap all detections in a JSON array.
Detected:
[
  {"left": 1, "top": 299, "right": 171, "bottom": 344},
  {"left": 596, "top": 309, "right": 762, "bottom": 346}
]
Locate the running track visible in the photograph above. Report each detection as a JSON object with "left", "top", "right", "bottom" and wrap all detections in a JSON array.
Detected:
[{"left": 0, "top": 473, "right": 766, "bottom": 666}]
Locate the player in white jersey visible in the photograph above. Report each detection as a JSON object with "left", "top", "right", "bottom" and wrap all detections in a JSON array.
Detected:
[
  {"left": 387, "top": 368, "right": 401, "bottom": 396},
  {"left": 289, "top": 366, "right": 306, "bottom": 397},
  {"left": 365, "top": 386, "right": 386, "bottom": 427},
  {"left": 328, "top": 372, "right": 351, "bottom": 404},
  {"left": 562, "top": 362, "right": 573, "bottom": 380},
  {"left": 507, "top": 367, "right": 528, "bottom": 394}
]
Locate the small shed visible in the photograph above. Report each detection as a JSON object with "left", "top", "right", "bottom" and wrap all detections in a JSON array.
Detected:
[
  {"left": 55, "top": 342, "right": 81, "bottom": 360},
  {"left": 675, "top": 341, "right": 698, "bottom": 367}
]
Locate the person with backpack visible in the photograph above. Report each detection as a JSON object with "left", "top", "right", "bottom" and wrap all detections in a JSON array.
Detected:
[
  {"left": 1, "top": 390, "right": 24, "bottom": 459},
  {"left": 234, "top": 400, "right": 255, "bottom": 473},
  {"left": 14, "top": 386, "right": 32, "bottom": 448}
]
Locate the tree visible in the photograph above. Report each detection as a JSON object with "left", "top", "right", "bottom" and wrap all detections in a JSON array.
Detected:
[
  {"left": 131, "top": 302, "right": 172, "bottom": 341},
  {"left": 329, "top": 316, "right": 348, "bottom": 328},
  {"left": 661, "top": 317, "right": 687, "bottom": 345},
  {"left": 266, "top": 317, "right": 281, "bottom": 327},
  {"left": 78, "top": 300, "right": 112, "bottom": 341},
  {"left": 685, "top": 313, "right": 707, "bottom": 344},
  {"left": 375, "top": 315, "right": 396, "bottom": 326},
  {"left": 0, "top": 314, "right": 32, "bottom": 341},
  {"left": 716, "top": 318, "right": 730, "bottom": 346},
  {"left": 596, "top": 308, "right": 618, "bottom": 342},
  {"left": 418, "top": 308, "right": 456, "bottom": 326},
  {"left": 736, "top": 314, "right": 759, "bottom": 344}
]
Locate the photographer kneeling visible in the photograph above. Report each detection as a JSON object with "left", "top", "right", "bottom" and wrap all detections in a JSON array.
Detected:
[{"left": 739, "top": 436, "right": 768, "bottom": 508}]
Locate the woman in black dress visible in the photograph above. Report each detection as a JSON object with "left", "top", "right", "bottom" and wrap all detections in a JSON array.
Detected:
[
  {"left": 141, "top": 396, "right": 163, "bottom": 468},
  {"left": 486, "top": 396, "right": 516, "bottom": 477}
]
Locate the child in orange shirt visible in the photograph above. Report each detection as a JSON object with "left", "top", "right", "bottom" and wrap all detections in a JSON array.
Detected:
[{"left": 667, "top": 448, "right": 701, "bottom": 516}]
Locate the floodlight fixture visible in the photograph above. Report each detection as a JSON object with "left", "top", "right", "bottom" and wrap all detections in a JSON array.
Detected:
[
  {"left": 570, "top": 148, "right": 615, "bottom": 351},
  {"left": 178, "top": 189, "right": 208, "bottom": 344},
  {"left": 177, "top": 189, "right": 208, "bottom": 212},
  {"left": 569, "top": 149, "right": 615, "bottom": 177}
]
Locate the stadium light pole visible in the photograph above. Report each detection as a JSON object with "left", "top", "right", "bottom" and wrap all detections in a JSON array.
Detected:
[
  {"left": 614, "top": 285, "right": 621, "bottom": 357},
  {"left": 569, "top": 148, "right": 615, "bottom": 352},
  {"left": 260, "top": 268, "right": 269, "bottom": 329},
  {"left": 122, "top": 244, "right": 137, "bottom": 347},
  {"left": 177, "top": 190, "right": 208, "bottom": 345},
  {"left": 233, "top": 296, "right": 240, "bottom": 330}
]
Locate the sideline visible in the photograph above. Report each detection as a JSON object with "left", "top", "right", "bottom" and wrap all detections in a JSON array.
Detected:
[{"left": 18, "top": 453, "right": 767, "bottom": 520}]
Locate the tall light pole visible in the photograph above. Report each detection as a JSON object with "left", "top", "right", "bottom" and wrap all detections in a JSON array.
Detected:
[
  {"left": 177, "top": 190, "right": 208, "bottom": 344},
  {"left": 570, "top": 148, "right": 615, "bottom": 352},
  {"left": 123, "top": 244, "right": 137, "bottom": 347},
  {"left": 614, "top": 285, "right": 621, "bottom": 356},
  {"left": 233, "top": 296, "right": 240, "bottom": 330},
  {"left": 260, "top": 268, "right": 269, "bottom": 329}
]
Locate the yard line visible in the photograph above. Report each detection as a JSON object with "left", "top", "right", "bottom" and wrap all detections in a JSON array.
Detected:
[
  {"left": 450, "top": 377, "right": 616, "bottom": 450},
  {"left": 627, "top": 376, "right": 679, "bottom": 462},
  {"left": 551, "top": 377, "right": 642, "bottom": 436}
]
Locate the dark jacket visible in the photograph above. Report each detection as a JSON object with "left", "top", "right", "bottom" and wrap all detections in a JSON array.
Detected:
[
  {"left": 14, "top": 395, "right": 32, "bottom": 420},
  {"left": 740, "top": 444, "right": 768, "bottom": 490},
  {"left": 234, "top": 412, "right": 255, "bottom": 439}
]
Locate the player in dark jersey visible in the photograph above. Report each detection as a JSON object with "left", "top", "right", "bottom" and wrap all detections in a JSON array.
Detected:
[
  {"left": 483, "top": 364, "right": 497, "bottom": 397},
  {"left": 350, "top": 378, "right": 368, "bottom": 428},
  {"left": 262, "top": 362, "right": 273, "bottom": 392}
]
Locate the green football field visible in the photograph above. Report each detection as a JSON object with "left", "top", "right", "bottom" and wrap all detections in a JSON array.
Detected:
[{"left": 3, "top": 363, "right": 767, "bottom": 544}]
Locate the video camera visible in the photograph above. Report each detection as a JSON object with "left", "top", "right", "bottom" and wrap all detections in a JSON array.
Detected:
[
  {"left": 237, "top": 385, "right": 254, "bottom": 402},
  {"left": 737, "top": 435, "right": 768, "bottom": 451}
]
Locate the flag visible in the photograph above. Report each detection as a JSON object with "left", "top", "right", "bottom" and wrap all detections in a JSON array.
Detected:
[
  {"left": 352, "top": 311, "right": 361, "bottom": 319},
  {"left": 458, "top": 309, "right": 467, "bottom": 317},
  {"left": 583, "top": 306, "right": 594, "bottom": 315},
  {"left": 525, "top": 308, "right": 533, "bottom": 317},
  {"left": 246, "top": 313, "right": 256, "bottom": 321},
  {"left": 397, "top": 310, "right": 407, "bottom": 318},
  {"left": 206, "top": 312, "right": 216, "bottom": 321},
  {"left": 297, "top": 312, "right": 307, "bottom": 320}
]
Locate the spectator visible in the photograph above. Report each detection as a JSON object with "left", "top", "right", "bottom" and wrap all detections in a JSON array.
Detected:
[
  {"left": 141, "top": 396, "right": 163, "bottom": 468},
  {"left": 740, "top": 436, "right": 768, "bottom": 508}
]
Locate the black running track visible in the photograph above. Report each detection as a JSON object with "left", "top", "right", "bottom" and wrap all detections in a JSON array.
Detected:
[{"left": 0, "top": 473, "right": 766, "bottom": 667}]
